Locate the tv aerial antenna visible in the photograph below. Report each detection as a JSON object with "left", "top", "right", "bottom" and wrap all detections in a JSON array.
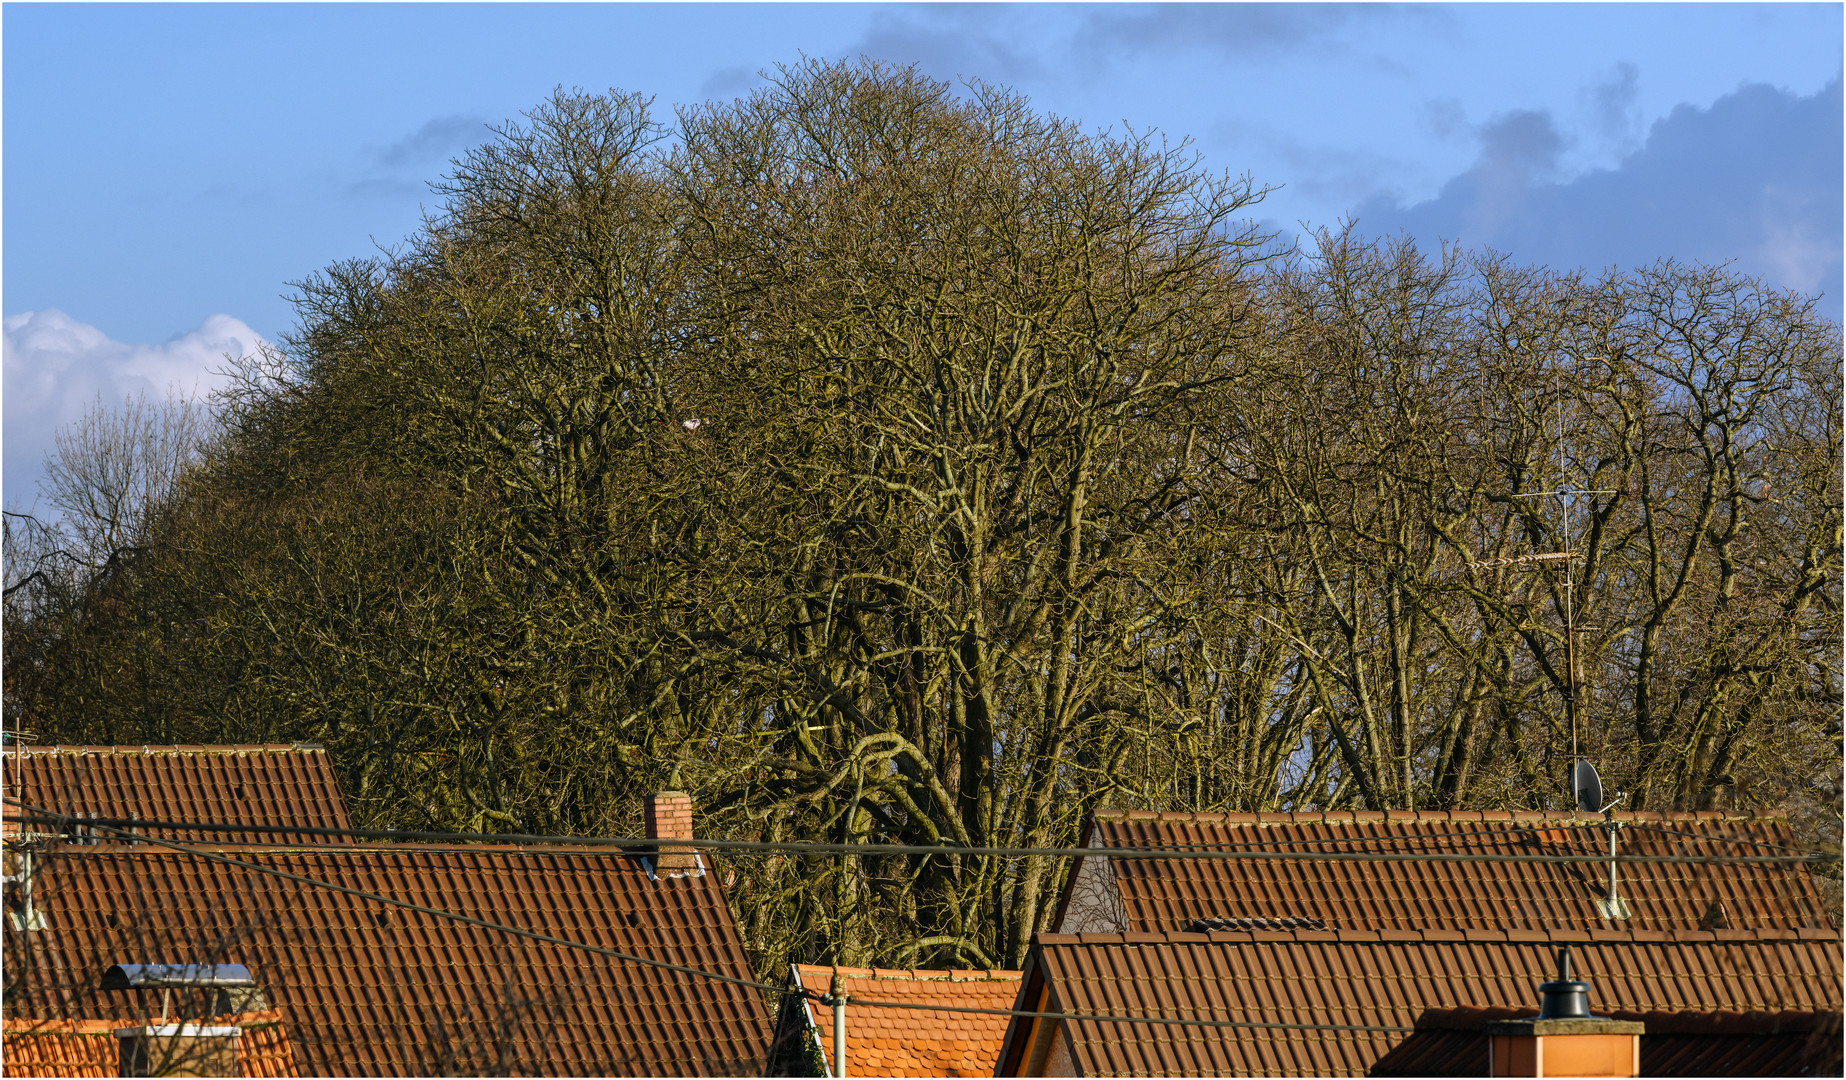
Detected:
[{"left": 1509, "top": 485, "right": 1614, "bottom": 804}]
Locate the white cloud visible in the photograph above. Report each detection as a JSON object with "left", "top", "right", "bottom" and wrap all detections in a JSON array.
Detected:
[{"left": 3, "top": 310, "right": 267, "bottom": 511}]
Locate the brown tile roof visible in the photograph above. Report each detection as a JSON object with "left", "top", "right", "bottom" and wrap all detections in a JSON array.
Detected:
[
  {"left": 1058, "top": 809, "right": 1831, "bottom": 934},
  {"left": 776, "top": 965, "right": 1022, "bottom": 1077},
  {"left": 1372, "top": 1005, "right": 1845, "bottom": 1077},
  {"left": 5, "top": 845, "right": 771, "bottom": 1076},
  {"left": 3, "top": 744, "right": 353, "bottom": 844},
  {"left": 996, "top": 928, "right": 1844, "bottom": 1077},
  {"left": 1, "top": 1011, "right": 297, "bottom": 1078}
]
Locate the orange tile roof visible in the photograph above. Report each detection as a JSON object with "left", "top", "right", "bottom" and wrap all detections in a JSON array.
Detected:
[
  {"left": 1372, "top": 1005, "right": 1845, "bottom": 1077},
  {"left": 3, "top": 744, "right": 353, "bottom": 845},
  {"left": 6, "top": 846, "right": 769, "bottom": 1076},
  {"left": 1059, "top": 809, "right": 1831, "bottom": 933},
  {"left": 783, "top": 965, "right": 1023, "bottom": 1077},
  {"left": 1, "top": 1011, "right": 297, "bottom": 1078},
  {"left": 996, "top": 927, "right": 1843, "bottom": 1077},
  {"left": 1, "top": 1019, "right": 117, "bottom": 1078}
]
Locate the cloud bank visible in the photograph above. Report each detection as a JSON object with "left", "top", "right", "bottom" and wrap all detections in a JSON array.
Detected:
[
  {"left": 3, "top": 310, "right": 266, "bottom": 511},
  {"left": 1353, "top": 78, "right": 1844, "bottom": 317}
]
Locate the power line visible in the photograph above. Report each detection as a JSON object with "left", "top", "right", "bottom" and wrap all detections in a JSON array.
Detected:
[
  {"left": 4, "top": 805, "right": 1833, "bottom": 865},
  {"left": 9, "top": 806, "right": 791, "bottom": 1000},
  {"left": 12, "top": 802, "right": 1836, "bottom": 1052},
  {"left": 7, "top": 810, "right": 1419, "bottom": 1038},
  {"left": 1627, "top": 821, "right": 1838, "bottom": 859},
  {"left": 822, "top": 993, "right": 1416, "bottom": 1035}
]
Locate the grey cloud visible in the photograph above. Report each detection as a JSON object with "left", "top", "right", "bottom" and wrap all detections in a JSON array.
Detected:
[
  {"left": 1423, "top": 98, "right": 1469, "bottom": 141},
  {"left": 700, "top": 65, "right": 760, "bottom": 100},
  {"left": 1076, "top": 3, "right": 1408, "bottom": 57},
  {"left": 375, "top": 114, "right": 487, "bottom": 170},
  {"left": 1351, "top": 78, "right": 1844, "bottom": 318},
  {"left": 843, "top": 5, "right": 1049, "bottom": 85},
  {"left": 833, "top": 3, "right": 1443, "bottom": 92},
  {"left": 1586, "top": 62, "right": 1641, "bottom": 152},
  {"left": 1476, "top": 109, "right": 1566, "bottom": 181}
]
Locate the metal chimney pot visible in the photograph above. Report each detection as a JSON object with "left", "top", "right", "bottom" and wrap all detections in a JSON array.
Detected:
[{"left": 1535, "top": 947, "right": 1593, "bottom": 1020}]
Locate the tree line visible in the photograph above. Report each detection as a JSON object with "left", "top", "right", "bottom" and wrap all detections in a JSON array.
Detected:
[{"left": 6, "top": 60, "right": 1839, "bottom": 975}]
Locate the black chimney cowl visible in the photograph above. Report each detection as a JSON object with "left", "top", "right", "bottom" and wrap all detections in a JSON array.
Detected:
[{"left": 1535, "top": 946, "right": 1595, "bottom": 1020}]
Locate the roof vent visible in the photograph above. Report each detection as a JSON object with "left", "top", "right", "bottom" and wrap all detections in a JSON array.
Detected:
[
  {"left": 1535, "top": 946, "right": 1593, "bottom": 1020},
  {"left": 101, "top": 964, "right": 256, "bottom": 990},
  {"left": 1188, "top": 916, "right": 1328, "bottom": 933},
  {"left": 101, "top": 964, "right": 267, "bottom": 1018}
]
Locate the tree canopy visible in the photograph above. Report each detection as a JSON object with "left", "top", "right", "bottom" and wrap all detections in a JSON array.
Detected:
[{"left": 7, "top": 60, "right": 1840, "bottom": 974}]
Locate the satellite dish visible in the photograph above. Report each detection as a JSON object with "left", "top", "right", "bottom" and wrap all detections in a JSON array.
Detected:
[{"left": 1572, "top": 759, "right": 1603, "bottom": 814}]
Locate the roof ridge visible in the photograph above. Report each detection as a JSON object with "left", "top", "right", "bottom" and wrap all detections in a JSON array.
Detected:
[
  {"left": 792, "top": 963, "right": 1024, "bottom": 981},
  {"left": 1032, "top": 927, "right": 1842, "bottom": 946},
  {"left": 1089, "top": 808, "right": 1794, "bottom": 825},
  {"left": 12, "top": 743, "right": 324, "bottom": 755}
]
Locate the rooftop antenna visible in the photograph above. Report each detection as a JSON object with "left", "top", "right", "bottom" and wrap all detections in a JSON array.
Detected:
[{"left": 1511, "top": 485, "right": 1613, "bottom": 806}]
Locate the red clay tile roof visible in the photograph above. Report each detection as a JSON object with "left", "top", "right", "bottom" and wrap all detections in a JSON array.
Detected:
[
  {"left": 1, "top": 1018, "right": 119, "bottom": 1077},
  {"left": 1, "top": 1011, "right": 297, "bottom": 1078},
  {"left": 1058, "top": 809, "right": 1831, "bottom": 934},
  {"left": 996, "top": 928, "right": 1844, "bottom": 1077},
  {"left": 1372, "top": 1005, "right": 1845, "bottom": 1077},
  {"left": 3, "top": 744, "right": 353, "bottom": 844},
  {"left": 5, "top": 845, "right": 770, "bottom": 1076},
  {"left": 779, "top": 965, "right": 1022, "bottom": 1077}
]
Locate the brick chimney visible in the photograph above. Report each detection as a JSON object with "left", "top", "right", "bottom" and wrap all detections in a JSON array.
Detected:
[
  {"left": 644, "top": 791, "right": 699, "bottom": 874},
  {"left": 1488, "top": 948, "right": 1641, "bottom": 1077}
]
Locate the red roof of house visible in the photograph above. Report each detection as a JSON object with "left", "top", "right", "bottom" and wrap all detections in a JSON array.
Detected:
[
  {"left": 5, "top": 844, "right": 771, "bottom": 1076},
  {"left": 995, "top": 927, "right": 1843, "bottom": 1077},
  {"left": 1057, "top": 809, "right": 1831, "bottom": 934},
  {"left": 1, "top": 1011, "right": 298, "bottom": 1078},
  {"left": 3, "top": 744, "right": 353, "bottom": 844},
  {"left": 1372, "top": 1005, "right": 1845, "bottom": 1077},
  {"left": 779, "top": 965, "right": 1022, "bottom": 1077}
]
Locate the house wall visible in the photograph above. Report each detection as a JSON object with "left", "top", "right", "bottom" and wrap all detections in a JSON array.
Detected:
[
  {"left": 1043, "top": 1026, "right": 1077, "bottom": 1077},
  {"left": 1054, "top": 840, "right": 1127, "bottom": 935}
]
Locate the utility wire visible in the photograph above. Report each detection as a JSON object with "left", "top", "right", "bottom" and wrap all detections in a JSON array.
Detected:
[
  {"left": 1627, "top": 821, "right": 1838, "bottom": 859},
  {"left": 11, "top": 801, "right": 1836, "bottom": 1051},
  {"left": 7, "top": 805, "right": 791, "bottom": 1000},
  {"left": 3, "top": 805, "right": 1832, "bottom": 865},
  {"left": 12, "top": 808, "right": 1419, "bottom": 1038},
  {"left": 812, "top": 993, "right": 1416, "bottom": 1035}
]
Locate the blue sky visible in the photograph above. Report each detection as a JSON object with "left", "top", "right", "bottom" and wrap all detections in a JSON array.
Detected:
[{"left": 4, "top": 3, "right": 1841, "bottom": 509}]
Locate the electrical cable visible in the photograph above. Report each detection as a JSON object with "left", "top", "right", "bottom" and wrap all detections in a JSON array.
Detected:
[
  {"left": 9, "top": 801, "right": 1835, "bottom": 1051},
  {"left": 1627, "top": 821, "right": 1838, "bottom": 859},
  {"left": 4, "top": 803, "right": 1832, "bottom": 865},
  {"left": 11, "top": 808, "right": 1418, "bottom": 1037},
  {"left": 7, "top": 804, "right": 792, "bottom": 1000}
]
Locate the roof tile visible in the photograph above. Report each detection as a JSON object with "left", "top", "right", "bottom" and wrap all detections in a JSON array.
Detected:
[
  {"left": 6, "top": 847, "right": 769, "bottom": 1076},
  {"left": 1007, "top": 930, "right": 1841, "bottom": 1078}
]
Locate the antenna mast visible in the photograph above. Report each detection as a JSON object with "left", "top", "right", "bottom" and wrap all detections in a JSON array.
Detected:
[{"left": 1511, "top": 487, "right": 1613, "bottom": 802}]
